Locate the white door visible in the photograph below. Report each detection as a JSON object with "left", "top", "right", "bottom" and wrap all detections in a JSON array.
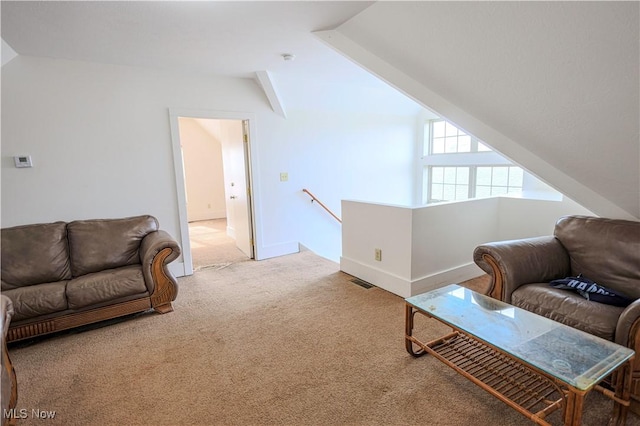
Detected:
[{"left": 224, "top": 119, "right": 254, "bottom": 258}]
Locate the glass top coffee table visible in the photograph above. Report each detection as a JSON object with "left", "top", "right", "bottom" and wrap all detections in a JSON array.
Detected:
[{"left": 405, "top": 284, "right": 635, "bottom": 426}]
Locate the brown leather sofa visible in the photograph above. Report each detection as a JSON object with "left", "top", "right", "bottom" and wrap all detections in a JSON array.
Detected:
[
  {"left": 1, "top": 215, "right": 181, "bottom": 342},
  {"left": 473, "top": 215, "right": 640, "bottom": 410},
  {"left": 1, "top": 296, "right": 17, "bottom": 426}
]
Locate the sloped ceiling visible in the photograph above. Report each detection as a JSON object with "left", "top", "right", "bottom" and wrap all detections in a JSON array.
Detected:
[{"left": 321, "top": 1, "right": 639, "bottom": 219}]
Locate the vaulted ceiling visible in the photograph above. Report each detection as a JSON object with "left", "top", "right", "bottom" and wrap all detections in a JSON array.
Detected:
[{"left": 319, "top": 1, "right": 639, "bottom": 219}]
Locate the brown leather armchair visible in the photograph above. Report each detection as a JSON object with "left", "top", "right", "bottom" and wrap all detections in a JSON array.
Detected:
[{"left": 473, "top": 215, "right": 640, "bottom": 410}]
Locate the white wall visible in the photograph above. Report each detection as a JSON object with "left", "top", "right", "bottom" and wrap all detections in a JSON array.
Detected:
[
  {"left": 179, "top": 118, "right": 227, "bottom": 222},
  {"left": 410, "top": 199, "right": 499, "bottom": 286},
  {"left": 0, "top": 56, "right": 274, "bottom": 275},
  {"left": 1, "top": 55, "right": 422, "bottom": 270},
  {"left": 5, "top": 54, "right": 587, "bottom": 277},
  {"left": 496, "top": 196, "right": 592, "bottom": 241},
  {"left": 341, "top": 196, "right": 594, "bottom": 297},
  {"left": 341, "top": 201, "right": 413, "bottom": 294},
  {"left": 257, "top": 109, "right": 419, "bottom": 262}
]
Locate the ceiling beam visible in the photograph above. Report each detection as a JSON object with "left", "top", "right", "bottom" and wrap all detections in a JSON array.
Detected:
[
  {"left": 255, "top": 70, "right": 286, "bottom": 119},
  {"left": 2, "top": 38, "right": 18, "bottom": 67}
]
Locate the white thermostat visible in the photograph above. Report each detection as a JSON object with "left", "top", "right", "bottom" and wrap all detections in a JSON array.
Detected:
[{"left": 14, "top": 155, "right": 33, "bottom": 168}]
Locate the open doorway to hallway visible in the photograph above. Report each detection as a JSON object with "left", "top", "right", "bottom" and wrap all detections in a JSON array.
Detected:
[{"left": 172, "top": 113, "right": 256, "bottom": 274}]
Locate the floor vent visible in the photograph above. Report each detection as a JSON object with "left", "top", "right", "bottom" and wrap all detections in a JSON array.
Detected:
[{"left": 350, "top": 278, "right": 374, "bottom": 289}]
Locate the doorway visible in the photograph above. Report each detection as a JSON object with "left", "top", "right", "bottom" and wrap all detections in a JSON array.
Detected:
[{"left": 169, "top": 110, "right": 256, "bottom": 276}]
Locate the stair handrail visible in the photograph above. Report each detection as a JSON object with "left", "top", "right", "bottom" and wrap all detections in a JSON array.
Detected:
[{"left": 302, "top": 189, "right": 342, "bottom": 223}]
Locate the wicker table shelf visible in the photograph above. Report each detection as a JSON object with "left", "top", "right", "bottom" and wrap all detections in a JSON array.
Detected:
[{"left": 408, "top": 330, "right": 564, "bottom": 424}]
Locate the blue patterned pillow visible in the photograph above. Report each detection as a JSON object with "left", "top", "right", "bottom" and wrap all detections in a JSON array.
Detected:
[{"left": 549, "top": 274, "right": 633, "bottom": 307}]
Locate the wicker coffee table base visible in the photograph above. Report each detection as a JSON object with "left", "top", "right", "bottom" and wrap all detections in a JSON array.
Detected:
[{"left": 405, "top": 305, "right": 632, "bottom": 426}]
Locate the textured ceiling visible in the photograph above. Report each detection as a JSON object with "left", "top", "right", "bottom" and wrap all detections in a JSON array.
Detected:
[
  {"left": 1, "top": 1, "right": 372, "bottom": 80},
  {"left": 2, "top": 1, "right": 424, "bottom": 114}
]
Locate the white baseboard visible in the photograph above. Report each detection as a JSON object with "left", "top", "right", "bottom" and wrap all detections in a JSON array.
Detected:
[
  {"left": 340, "top": 257, "right": 412, "bottom": 298},
  {"left": 339, "top": 257, "right": 485, "bottom": 298},
  {"left": 409, "top": 263, "right": 485, "bottom": 296},
  {"left": 226, "top": 226, "right": 236, "bottom": 239},
  {"left": 256, "top": 241, "right": 299, "bottom": 260}
]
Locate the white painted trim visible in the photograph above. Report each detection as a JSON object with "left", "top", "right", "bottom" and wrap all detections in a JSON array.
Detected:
[
  {"left": 340, "top": 256, "right": 412, "bottom": 298},
  {"left": 341, "top": 257, "right": 485, "bottom": 298},
  {"left": 314, "top": 30, "right": 635, "bottom": 220},
  {"left": 168, "top": 108, "right": 260, "bottom": 273},
  {"left": 410, "top": 263, "right": 485, "bottom": 297},
  {"left": 255, "top": 71, "right": 287, "bottom": 118},
  {"left": 168, "top": 112, "right": 192, "bottom": 277},
  {"left": 259, "top": 241, "right": 300, "bottom": 260},
  {"left": 1, "top": 38, "right": 18, "bottom": 67},
  {"left": 168, "top": 261, "right": 185, "bottom": 278}
]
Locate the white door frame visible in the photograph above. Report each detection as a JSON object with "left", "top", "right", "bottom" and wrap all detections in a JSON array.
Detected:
[{"left": 168, "top": 108, "right": 258, "bottom": 276}]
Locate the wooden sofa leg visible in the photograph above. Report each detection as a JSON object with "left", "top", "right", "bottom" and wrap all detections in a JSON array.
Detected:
[{"left": 154, "top": 303, "right": 174, "bottom": 314}]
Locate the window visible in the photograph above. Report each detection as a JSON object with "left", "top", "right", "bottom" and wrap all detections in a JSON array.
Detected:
[
  {"left": 429, "top": 166, "right": 470, "bottom": 202},
  {"left": 428, "top": 120, "right": 492, "bottom": 155},
  {"left": 422, "top": 120, "right": 524, "bottom": 204},
  {"left": 476, "top": 166, "right": 524, "bottom": 198},
  {"left": 431, "top": 121, "right": 471, "bottom": 154}
]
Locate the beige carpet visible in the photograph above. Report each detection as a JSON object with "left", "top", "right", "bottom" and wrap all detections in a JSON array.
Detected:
[
  {"left": 8, "top": 251, "right": 638, "bottom": 426},
  {"left": 189, "top": 219, "right": 250, "bottom": 271}
]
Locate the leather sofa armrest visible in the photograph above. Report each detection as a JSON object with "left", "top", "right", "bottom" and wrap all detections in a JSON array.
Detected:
[
  {"left": 616, "top": 299, "right": 640, "bottom": 348},
  {"left": 473, "top": 236, "right": 571, "bottom": 303},
  {"left": 616, "top": 300, "right": 640, "bottom": 403},
  {"left": 140, "top": 230, "right": 181, "bottom": 296}
]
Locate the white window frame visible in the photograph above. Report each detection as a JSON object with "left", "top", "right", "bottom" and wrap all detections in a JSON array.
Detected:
[{"left": 421, "top": 119, "right": 524, "bottom": 204}]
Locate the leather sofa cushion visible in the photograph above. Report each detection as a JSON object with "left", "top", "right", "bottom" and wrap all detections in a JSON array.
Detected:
[
  {"left": 68, "top": 215, "right": 158, "bottom": 277},
  {"left": 1, "top": 222, "right": 72, "bottom": 289},
  {"left": 511, "top": 283, "right": 623, "bottom": 341},
  {"left": 3, "top": 282, "right": 68, "bottom": 322},
  {"left": 554, "top": 216, "right": 640, "bottom": 299},
  {"left": 66, "top": 265, "right": 148, "bottom": 310}
]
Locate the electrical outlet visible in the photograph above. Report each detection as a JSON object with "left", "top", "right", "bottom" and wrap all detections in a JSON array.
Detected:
[
  {"left": 280, "top": 172, "right": 288, "bottom": 182},
  {"left": 374, "top": 248, "right": 382, "bottom": 261}
]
